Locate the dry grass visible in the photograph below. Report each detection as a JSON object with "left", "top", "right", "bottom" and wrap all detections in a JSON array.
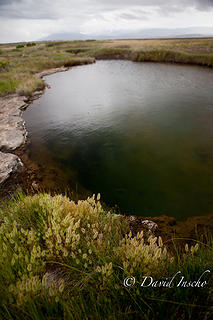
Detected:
[{"left": 0, "top": 38, "right": 213, "bottom": 96}]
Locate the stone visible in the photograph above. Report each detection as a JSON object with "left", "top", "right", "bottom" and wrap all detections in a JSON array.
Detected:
[
  {"left": 0, "top": 94, "right": 27, "bottom": 151},
  {"left": 126, "top": 215, "right": 158, "bottom": 238},
  {"left": 0, "top": 151, "right": 23, "bottom": 185}
]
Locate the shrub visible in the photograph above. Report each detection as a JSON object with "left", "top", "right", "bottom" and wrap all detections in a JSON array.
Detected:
[
  {"left": 46, "top": 43, "right": 54, "bottom": 47},
  {"left": 16, "top": 44, "right": 25, "bottom": 49},
  {"left": 0, "top": 59, "right": 9, "bottom": 70},
  {"left": 26, "top": 42, "right": 36, "bottom": 47}
]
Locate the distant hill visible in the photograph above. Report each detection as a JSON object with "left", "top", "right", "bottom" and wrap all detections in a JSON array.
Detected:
[
  {"left": 40, "top": 27, "right": 213, "bottom": 41},
  {"left": 40, "top": 33, "right": 89, "bottom": 41}
]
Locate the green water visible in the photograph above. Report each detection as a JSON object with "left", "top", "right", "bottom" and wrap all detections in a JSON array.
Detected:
[{"left": 23, "top": 60, "right": 213, "bottom": 220}]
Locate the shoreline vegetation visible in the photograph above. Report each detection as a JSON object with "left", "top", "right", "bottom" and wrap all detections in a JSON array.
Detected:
[
  {"left": 1, "top": 38, "right": 213, "bottom": 96},
  {"left": 0, "top": 192, "right": 212, "bottom": 319},
  {"left": 0, "top": 38, "right": 213, "bottom": 318}
]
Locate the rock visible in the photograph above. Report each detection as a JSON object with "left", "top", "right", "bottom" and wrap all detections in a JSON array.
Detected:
[
  {"left": 0, "top": 151, "right": 23, "bottom": 185},
  {"left": 0, "top": 94, "right": 27, "bottom": 151},
  {"left": 140, "top": 219, "right": 158, "bottom": 232},
  {"left": 0, "top": 67, "right": 73, "bottom": 189},
  {"left": 126, "top": 215, "right": 158, "bottom": 238},
  {"left": 36, "top": 66, "right": 68, "bottom": 79}
]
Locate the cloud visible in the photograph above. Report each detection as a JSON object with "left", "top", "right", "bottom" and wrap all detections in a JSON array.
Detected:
[
  {"left": 0, "top": 0, "right": 60, "bottom": 19},
  {"left": 119, "top": 13, "right": 148, "bottom": 21},
  {"left": 0, "top": 0, "right": 213, "bottom": 20},
  {"left": 0, "top": 0, "right": 14, "bottom": 4},
  {"left": 195, "top": 0, "right": 213, "bottom": 10},
  {"left": 0, "top": 0, "right": 213, "bottom": 42}
]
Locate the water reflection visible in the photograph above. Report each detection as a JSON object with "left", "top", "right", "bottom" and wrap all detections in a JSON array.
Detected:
[{"left": 23, "top": 61, "right": 213, "bottom": 220}]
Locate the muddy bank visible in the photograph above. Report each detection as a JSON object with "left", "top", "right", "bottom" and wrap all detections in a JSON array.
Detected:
[{"left": 127, "top": 213, "right": 213, "bottom": 251}]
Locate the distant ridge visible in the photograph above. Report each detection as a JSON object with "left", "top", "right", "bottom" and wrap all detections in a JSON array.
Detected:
[{"left": 40, "top": 27, "right": 213, "bottom": 41}]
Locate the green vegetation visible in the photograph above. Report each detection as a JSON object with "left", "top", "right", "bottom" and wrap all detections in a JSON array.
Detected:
[
  {"left": 0, "top": 78, "right": 19, "bottom": 95},
  {"left": 0, "top": 193, "right": 212, "bottom": 319},
  {"left": 0, "top": 59, "right": 9, "bottom": 70},
  {"left": 46, "top": 43, "right": 54, "bottom": 47},
  {"left": 16, "top": 44, "right": 25, "bottom": 49},
  {"left": 66, "top": 47, "right": 91, "bottom": 54},
  {"left": 1, "top": 38, "right": 213, "bottom": 96},
  {"left": 26, "top": 42, "right": 36, "bottom": 47},
  {"left": 130, "top": 49, "right": 213, "bottom": 67},
  {"left": 89, "top": 47, "right": 130, "bottom": 58}
]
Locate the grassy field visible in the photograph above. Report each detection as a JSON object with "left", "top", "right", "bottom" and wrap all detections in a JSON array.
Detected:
[
  {"left": 1, "top": 38, "right": 213, "bottom": 96},
  {"left": 0, "top": 192, "right": 212, "bottom": 320}
]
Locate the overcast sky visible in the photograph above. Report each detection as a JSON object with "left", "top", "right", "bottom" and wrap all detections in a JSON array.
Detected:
[{"left": 0, "top": 0, "right": 213, "bottom": 43}]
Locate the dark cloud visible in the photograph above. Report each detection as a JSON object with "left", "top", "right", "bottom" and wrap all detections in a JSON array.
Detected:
[
  {"left": 0, "top": 0, "right": 14, "bottom": 4},
  {"left": 195, "top": 0, "right": 213, "bottom": 9},
  {"left": 0, "top": 0, "right": 60, "bottom": 19}
]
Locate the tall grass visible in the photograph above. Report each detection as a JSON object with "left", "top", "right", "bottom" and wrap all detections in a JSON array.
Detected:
[{"left": 0, "top": 193, "right": 212, "bottom": 319}]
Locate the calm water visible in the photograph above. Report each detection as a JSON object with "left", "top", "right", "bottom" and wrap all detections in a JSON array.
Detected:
[{"left": 23, "top": 60, "right": 213, "bottom": 220}]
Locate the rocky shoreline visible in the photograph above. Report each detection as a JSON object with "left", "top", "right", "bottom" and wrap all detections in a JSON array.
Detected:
[
  {"left": 0, "top": 66, "right": 70, "bottom": 188},
  {"left": 0, "top": 94, "right": 27, "bottom": 185}
]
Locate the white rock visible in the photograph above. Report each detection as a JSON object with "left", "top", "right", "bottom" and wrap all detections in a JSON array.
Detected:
[{"left": 0, "top": 151, "right": 23, "bottom": 185}]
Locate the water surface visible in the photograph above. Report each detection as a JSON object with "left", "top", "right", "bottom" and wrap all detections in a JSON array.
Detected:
[{"left": 23, "top": 61, "right": 213, "bottom": 220}]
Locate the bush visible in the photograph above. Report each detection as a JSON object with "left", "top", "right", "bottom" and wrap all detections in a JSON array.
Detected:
[
  {"left": 26, "top": 42, "right": 36, "bottom": 47},
  {"left": 0, "top": 59, "right": 9, "bottom": 70},
  {"left": 46, "top": 43, "right": 54, "bottom": 47},
  {"left": 16, "top": 44, "right": 25, "bottom": 49}
]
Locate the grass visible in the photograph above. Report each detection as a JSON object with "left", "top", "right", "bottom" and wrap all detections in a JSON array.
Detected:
[
  {"left": 0, "top": 192, "right": 212, "bottom": 320},
  {"left": 0, "top": 78, "right": 19, "bottom": 95},
  {"left": 1, "top": 38, "right": 213, "bottom": 96}
]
